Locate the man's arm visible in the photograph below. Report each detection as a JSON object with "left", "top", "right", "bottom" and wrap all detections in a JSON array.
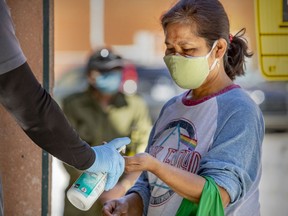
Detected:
[
  {"left": 0, "top": 62, "right": 95, "bottom": 170},
  {"left": 0, "top": 0, "right": 130, "bottom": 190},
  {"left": 0, "top": 0, "right": 94, "bottom": 169}
]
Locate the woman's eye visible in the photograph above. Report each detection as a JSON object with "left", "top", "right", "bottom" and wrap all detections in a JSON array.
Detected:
[
  {"left": 183, "top": 48, "right": 195, "bottom": 53},
  {"left": 165, "top": 48, "right": 175, "bottom": 54}
]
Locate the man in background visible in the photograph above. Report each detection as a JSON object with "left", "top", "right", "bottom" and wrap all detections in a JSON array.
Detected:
[{"left": 62, "top": 48, "right": 152, "bottom": 215}]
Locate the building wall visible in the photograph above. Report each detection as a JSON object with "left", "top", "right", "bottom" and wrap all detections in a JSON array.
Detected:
[
  {"left": 54, "top": 0, "right": 257, "bottom": 81},
  {"left": 54, "top": 0, "right": 90, "bottom": 51},
  {"left": 54, "top": 0, "right": 255, "bottom": 49}
]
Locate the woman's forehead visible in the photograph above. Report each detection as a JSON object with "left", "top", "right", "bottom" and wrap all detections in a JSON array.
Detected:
[{"left": 164, "top": 23, "right": 205, "bottom": 46}]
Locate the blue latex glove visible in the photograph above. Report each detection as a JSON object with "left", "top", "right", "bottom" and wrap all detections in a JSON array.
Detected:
[{"left": 86, "top": 137, "right": 131, "bottom": 191}]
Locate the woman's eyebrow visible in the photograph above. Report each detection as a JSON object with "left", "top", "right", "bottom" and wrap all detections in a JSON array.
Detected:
[
  {"left": 178, "top": 41, "right": 196, "bottom": 46},
  {"left": 164, "top": 40, "right": 196, "bottom": 46}
]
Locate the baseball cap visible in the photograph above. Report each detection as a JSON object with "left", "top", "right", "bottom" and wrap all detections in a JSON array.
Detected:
[{"left": 87, "top": 48, "right": 124, "bottom": 73}]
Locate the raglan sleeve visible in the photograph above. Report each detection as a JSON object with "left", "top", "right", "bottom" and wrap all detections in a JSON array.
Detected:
[{"left": 197, "top": 97, "right": 264, "bottom": 204}]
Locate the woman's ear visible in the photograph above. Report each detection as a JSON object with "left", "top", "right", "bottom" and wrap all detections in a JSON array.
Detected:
[{"left": 215, "top": 38, "right": 227, "bottom": 59}]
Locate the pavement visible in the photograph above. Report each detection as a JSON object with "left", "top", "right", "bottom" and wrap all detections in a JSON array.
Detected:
[{"left": 259, "top": 131, "right": 288, "bottom": 216}]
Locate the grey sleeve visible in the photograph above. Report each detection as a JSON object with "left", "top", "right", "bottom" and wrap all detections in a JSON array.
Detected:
[
  {"left": 198, "top": 95, "right": 264, "bottom": 204},
  {"left": 0, "top": 0, "right": 26, "bottom": 74},
  {"left": 126, "top": 171, "right": 151, "bottom": 216}
]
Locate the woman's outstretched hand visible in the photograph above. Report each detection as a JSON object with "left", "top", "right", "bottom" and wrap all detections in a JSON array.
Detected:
[{"left": 124, "top": 152, "right": 159, "bottom": 173}]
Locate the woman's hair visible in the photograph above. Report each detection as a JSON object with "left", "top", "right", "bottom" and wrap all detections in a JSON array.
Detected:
[{"left": 161, "top": 0, "right": 253, "bottom": 80}]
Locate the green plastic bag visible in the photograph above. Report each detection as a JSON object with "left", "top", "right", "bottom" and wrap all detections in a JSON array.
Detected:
[{"left": 176, "top": 176, "right": 224, "bottom": 216}]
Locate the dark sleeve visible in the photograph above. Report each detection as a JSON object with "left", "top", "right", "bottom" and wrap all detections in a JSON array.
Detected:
[{"left": 0, "top": 62, "right": 95, "bottom": 170}]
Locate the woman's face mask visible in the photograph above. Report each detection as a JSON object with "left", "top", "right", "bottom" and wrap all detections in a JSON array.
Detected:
[
  {"left": 93, "top": 70, "right": 122, "bottom": 94},
  {"left": 163, "top": 41, "right": 218, "bottom": 89}
]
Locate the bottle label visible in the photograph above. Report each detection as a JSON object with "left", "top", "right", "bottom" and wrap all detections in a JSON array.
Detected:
[{"left": 72, "top": 172, "right": 105, "bottom": 198}]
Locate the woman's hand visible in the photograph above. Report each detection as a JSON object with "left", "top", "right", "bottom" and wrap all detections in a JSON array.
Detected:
[
  {"left": 124, "top": 152, "right": 159, "bottom": 173},
  {"left": 102, "top": 193, "right": 143, "bottom": 216},
  {"left": 102, "top": 197, "right": 128, "bottom": 216}
]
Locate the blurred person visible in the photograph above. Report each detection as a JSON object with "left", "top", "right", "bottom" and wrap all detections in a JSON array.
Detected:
[
  {"left": 0, "top": 1, "right": 130, "bottom": 215},
  {"left": 103, "top": 0, "right": 264, "bottom": 216},
  {"left": 61, "top": 48, "right": 152, "bottom": 215}
]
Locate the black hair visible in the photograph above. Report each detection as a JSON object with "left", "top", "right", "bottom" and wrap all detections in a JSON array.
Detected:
[{"left": 161, "top": 0, "right": 253, "bottom": 80}]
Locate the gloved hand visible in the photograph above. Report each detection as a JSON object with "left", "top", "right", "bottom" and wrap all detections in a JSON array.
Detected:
[{"left": 86, "top": 137, "right": 131, "bottom": 191}]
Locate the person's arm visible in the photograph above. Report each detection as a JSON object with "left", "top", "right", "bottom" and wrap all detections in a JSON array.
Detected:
[
  {"left": 0, "top": 0, "right": 130, "bottom": 191},
  {"left": 102, "top": 192, "right": 143, "bottom": 216},
  {"left": 0, "top": 63, "right": 95, "bottom": 170},
  {"left": 0, "top": 63, "right": 131, "bottom": 190},
  {"left": 197, "top": 96, "right": 264, "bottom": 205},
  {"left": 98, "top": 171, "right": 141, "bottom": 204},
  {"left": 0, "top": 1, "right": 93, "bottom": 168},
  {"left": 0, "top": 1, "right": 94, "bottom": 169},
  {"left": 125, "top": 153, "right": 230, "bottom": 206},
  {"left": 125, "top": 94, "right": 264, "bottom": 208}
]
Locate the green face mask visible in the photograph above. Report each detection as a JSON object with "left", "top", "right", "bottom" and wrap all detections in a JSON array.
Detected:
[{"left": 163, "top": 41, "right": 218, "bottom": 89}]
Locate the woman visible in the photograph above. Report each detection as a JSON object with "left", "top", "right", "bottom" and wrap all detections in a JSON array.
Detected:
[{"left": 103, "top": 0, "right": 264, "bottom": 215}]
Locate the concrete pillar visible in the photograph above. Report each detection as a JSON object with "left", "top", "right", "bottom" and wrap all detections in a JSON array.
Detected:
[{"left": 0, "top": 0, "right": 53, "bottom": 215}]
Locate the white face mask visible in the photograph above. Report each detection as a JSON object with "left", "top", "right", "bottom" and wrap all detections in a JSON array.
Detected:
[{"left": 163, "top": 41, "right": 218, "bottom": 89}]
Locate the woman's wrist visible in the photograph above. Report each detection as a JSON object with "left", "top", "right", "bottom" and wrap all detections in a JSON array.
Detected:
[
  {"left": 149, "top": 155, "right": 162, "bottom": 174},
  {"left": 125, "top": 193, "right": 143, "bottom": 215}
]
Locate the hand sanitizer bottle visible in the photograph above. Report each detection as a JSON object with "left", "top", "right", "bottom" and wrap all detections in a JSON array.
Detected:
[{"left": 66, "top": 145, "right": 126, "bottom": 211}]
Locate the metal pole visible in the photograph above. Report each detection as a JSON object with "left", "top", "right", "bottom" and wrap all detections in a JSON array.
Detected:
[{"left": 42, "top": 0, "right": 50, "bottom": 215}]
